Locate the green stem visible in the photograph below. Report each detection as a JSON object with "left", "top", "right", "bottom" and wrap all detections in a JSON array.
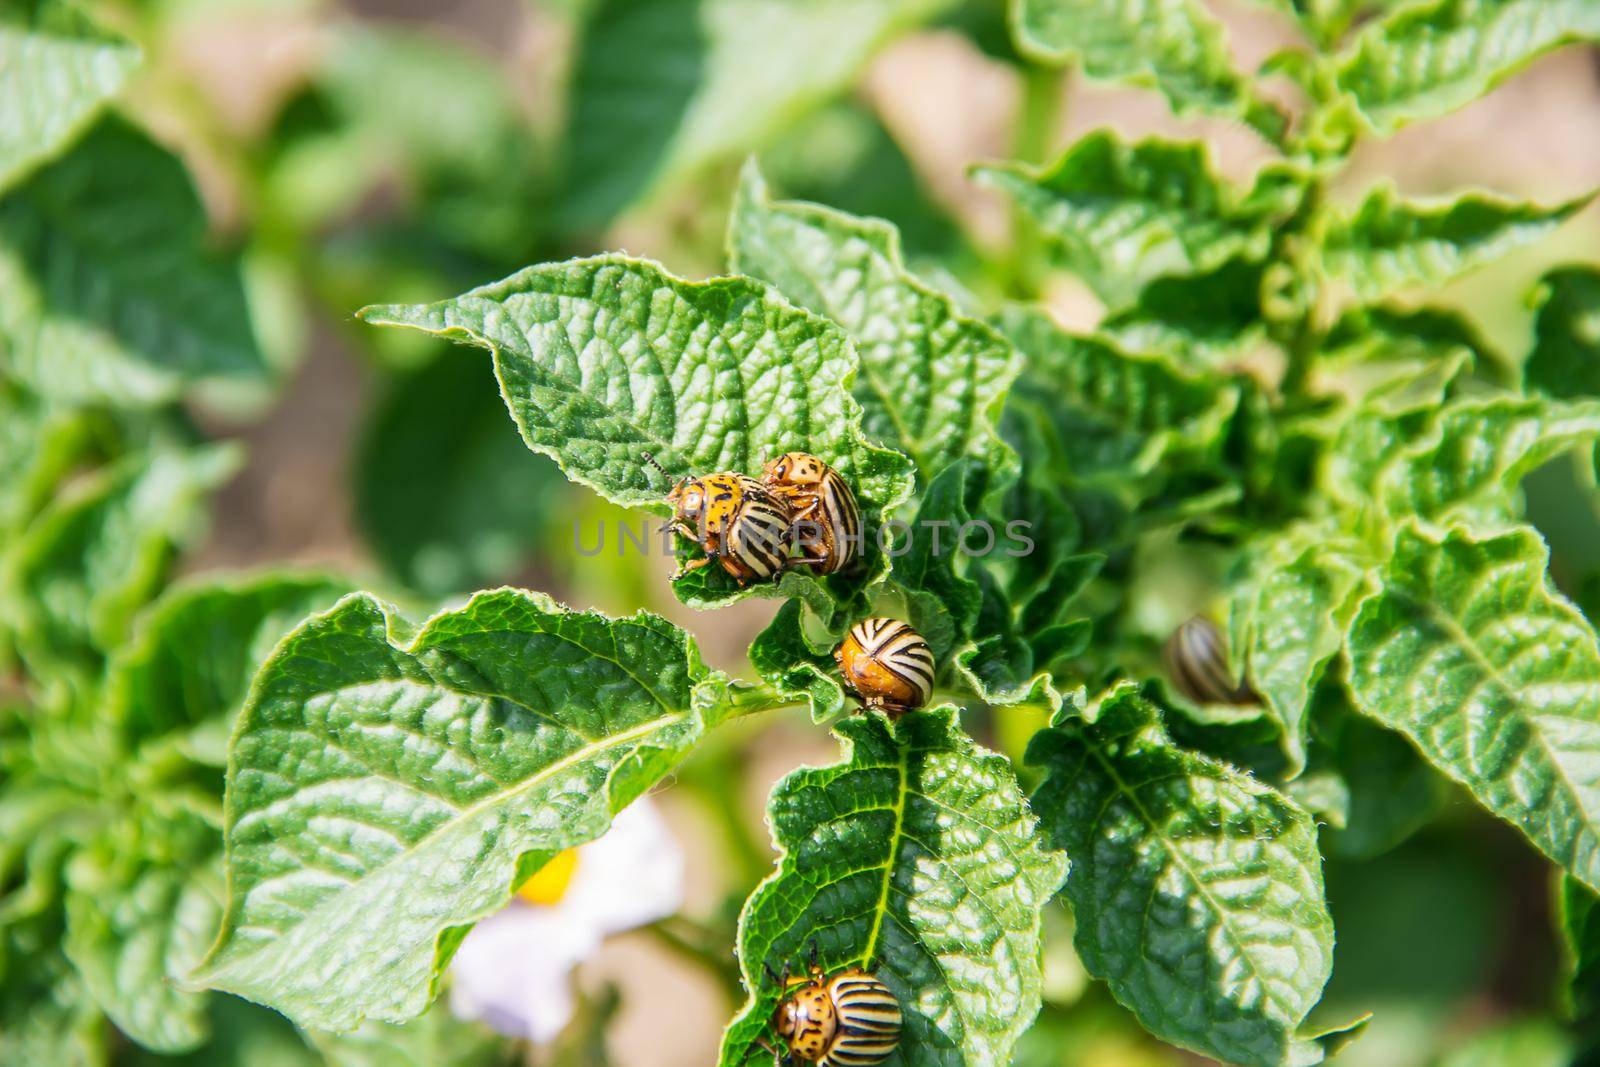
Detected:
[
  {"left": 1005, "top": 65, "right": 1067, "bottom": 299},
  {"left": 722, "top": 682, "right": 801, "bottom": 718}
]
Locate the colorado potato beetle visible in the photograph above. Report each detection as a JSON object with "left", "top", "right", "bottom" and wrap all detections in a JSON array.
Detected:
[
  {"left": 1163, "top": 615, "right": 1255, "bottom": 706},
  {"left": 761, "top": 451, "right": 862, "bottom": 575},
  {"left": 763, "top": 946, "right": 902, "bottom": 1067},
  {"left": 835, "top": 618, "right": 935, "bottom": 718},
  {"left": 649, "top": 454, "right": 795, "bottom": 585}
]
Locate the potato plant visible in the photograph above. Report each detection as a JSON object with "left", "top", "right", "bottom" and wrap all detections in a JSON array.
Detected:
[{"left": 6, "top": 1, "right": 1600, "bottom": 1065}]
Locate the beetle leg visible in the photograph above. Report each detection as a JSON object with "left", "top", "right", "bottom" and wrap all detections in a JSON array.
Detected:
[{"left": 671, "top": 555, "right": 713, "bottom": 581}]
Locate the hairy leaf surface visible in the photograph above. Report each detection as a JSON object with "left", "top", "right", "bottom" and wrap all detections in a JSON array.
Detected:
[
  {"left": 1329, "top": 0, "right": 1600, "bottom": 135},
  {"left": 197, "top": 590, "right": 727, "bottom": 1030},
  {"left": 0, "top": 120, "right": 268, "bottom": 407},
  {"left": 1329, "top": 395, "right": 1600, "bottom": 529},
  {"left": 1229, "top": 523, "right": 1368, "bottom": 777},
  {"left": 729, "top": 163, "right": 1018, "bottom": 484},
  {"left": 718, "top": 708, "right": 1066, "bottom": 1067},
  {"left": 1029, "top": 685, "right": 1337, "bottom": 1066},
  {"left": 359, "top": 255, "right": 913, "bottom": 612},
  {"left": 1318, "top": 185, "right": 1588, "bottom": 302},
  {"left": 1009, "top": 0, "right": 1282, "bottom": 137},
  {"left": 1346, "top": 523, "right": 1600, "bottom": 892},
  {"left": 976, "top": 133, "right": 1287, "bottom": 307}
]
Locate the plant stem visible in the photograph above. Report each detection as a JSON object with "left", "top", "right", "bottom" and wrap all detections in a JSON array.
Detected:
[{"left": 1005, "top": 65, "right": 1067, "bottom": 299}]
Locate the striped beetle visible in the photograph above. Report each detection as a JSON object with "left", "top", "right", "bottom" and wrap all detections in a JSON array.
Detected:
[
  {"left": 1162, "top": 615, "right": 1256, "bottom": 706},
  {"left": 763, "top": 944, "right": 902, "bottom": 1067},
  {"left": 761, "top": 451, "right": 862, "bottom": 575},
  {"left": 835, "top": 617, "right": 935, "bottom": 718},
  {"left": 649, "top": 454, "right": 795, "bottom": 586}
]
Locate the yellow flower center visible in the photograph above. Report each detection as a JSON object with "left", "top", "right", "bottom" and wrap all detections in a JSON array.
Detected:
[{"left": 516, "top": 849, "right": 579, "bottom": 906}]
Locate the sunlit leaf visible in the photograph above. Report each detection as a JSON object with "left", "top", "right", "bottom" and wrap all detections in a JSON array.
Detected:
[
  {"left": 976, "top": 133, "right": 1291, "bottom": 307},
  {"left": 1328, "top": 0, "right": 1600, "bottom": 135},
  {"left": 1346, "top": 522, "right": 1600, "bottom": 892},
  {"left": 1009, "top": 0, "right": 1284, "bottom": 138},
  {"left": 359, "top": 255, "right": 913, "bottom": 616},
  {"left": 1029, "top": 684, "right": 1340, "bottom": 1066},
  {"left": 1317, "top": 184, "right": 1589, "bottom": 303},
  {"left": 197, "top": 589, "right": 728, "bottom": 1031},
  {"left": 729, "top": 162, "right": 1018, "bottom": 485},
  {"left": 1228, "top": 522, "right": 1368, "bottom": 776},
  {"left": 718, "top": 707, "right": 1066, "bottom": 1067}
]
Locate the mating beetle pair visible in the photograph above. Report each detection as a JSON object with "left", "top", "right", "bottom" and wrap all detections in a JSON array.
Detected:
[{"left": 648, "top": 450, "right": 862, "bottom": 585}]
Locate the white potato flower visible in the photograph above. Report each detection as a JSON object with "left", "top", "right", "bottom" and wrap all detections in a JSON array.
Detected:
[{"left": 449, "top": 798, "right": 684, "bottom": 1043}]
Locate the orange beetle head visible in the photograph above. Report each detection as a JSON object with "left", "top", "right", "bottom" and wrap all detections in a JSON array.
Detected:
[{"left": 765, "top": 451, "right": 825, "bottom": 489}]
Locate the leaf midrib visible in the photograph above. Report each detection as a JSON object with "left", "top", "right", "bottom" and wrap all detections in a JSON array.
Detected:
[
  {"left": 1080, "top": 736, "right": 1307, "bottom": 1027},
  {"left": 1382, "top": 580, "right": 1600, "bottom": 879}
]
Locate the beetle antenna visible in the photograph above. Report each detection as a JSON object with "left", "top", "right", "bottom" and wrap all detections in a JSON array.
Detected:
[
  {"left": 641, "top": 451, "right": 671, "bottom": 483},
  {"left": 762, "top": 961, "right": 781, "bottom": 986},
  {"left": 807, "top": 939, "right": 819, "bottom": 973}
]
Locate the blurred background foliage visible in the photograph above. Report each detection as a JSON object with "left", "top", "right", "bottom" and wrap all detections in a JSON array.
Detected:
[{"left": 4, "top": 0, "right": 1600, "bottom": 1064}]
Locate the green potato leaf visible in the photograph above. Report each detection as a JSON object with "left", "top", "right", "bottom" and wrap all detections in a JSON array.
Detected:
[
  {"left": 1100, "top": 258, "right": 1268, "bottom": 372},
  {"left": 1228, "top": 523, "right": 1369, "bottom": 777},
  {"left": 359, "top": 255, "right": 913, "bottom": 615},
  {"left": 997, "top": 306, "right": 1239, "bottom": 489},
  {"left": 1328, "top": 395, "right": 1600, "bottom": 530},
  {"left": 728, "top": 162, "right": 1019, "bottom": 486},
  {"left": 1346, "top": 522, "right": 1600, "bottom": 893},
  {"left": 63, "top": 808, "right": 220, "bottom": 1053},
  {"left": 0, "top": 443, "right": 241, "bottom": 672},
  {"left": 1008, "top": 0, "right": 1284, "bottom": 139},
  {"left": 0, "top": 23, "right": 138, "bottom": 192},
  {"left": 746, "top": 599, "right": 846, "bottom": 722},
  {"left": 718, "top": 707, "right": 1067, "bottom": 1066},
  {"left": 1526, "top": 266, "right": 1600, "bottom": 399},
  {"left": 561, "top": 0, "right": 957, "bottom": 228},
  {"left": 1327, "top": 0, "right": 1600, "bottom": 136},
  {"left": 196, "top": 589, "right": 729, "bottom": 1031},
  {"left": 103, "top": 571, "right": 354, "bottom": 762},
  {"left": 0, "top": 119, "right": 269, "bottom": 407},
  {"left": 1317, "top": 184, "right": 1590, "bottom": 303},
  {"left": 1028, "top": 684, "right": 1340, "bottom": 1067},
  {"left": 975, "top": 133, "right": 1289, "bottom": 308}
]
